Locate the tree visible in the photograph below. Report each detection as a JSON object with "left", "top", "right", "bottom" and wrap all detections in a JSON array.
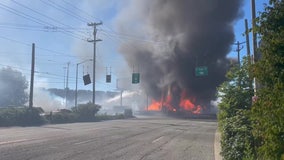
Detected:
[
  {"left": 0, "top": 67, "right": 28, "bottom": 107},
  {"left": 218, "top": 57, "right": 255, "bottom": 159},
  {"left": 251, "top": 0, "right": 284, "bottom": 159}
]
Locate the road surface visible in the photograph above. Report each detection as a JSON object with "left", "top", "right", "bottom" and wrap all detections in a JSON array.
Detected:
[{"left": 0, "top": 117, "right": 217, "bottom": 160}]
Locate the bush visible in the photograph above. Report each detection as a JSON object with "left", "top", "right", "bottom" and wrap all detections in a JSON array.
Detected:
[
  {"left": 220, "top": 110, "right": 255, "bottom": 160},
  {"left": 73, "top": 102, "right": 101, "bottom": 122},
  {"left": 48, "top": 111, "right": 78, "bottom": 124},
  {"left": 95, "top": 113, "right": 125, "bottom": 121},
  {"left": 124, "top": 109, "right": 133, "bottom": 118},
  {"left": 0, "top": 107, "right": 46, "bottom": 127}
]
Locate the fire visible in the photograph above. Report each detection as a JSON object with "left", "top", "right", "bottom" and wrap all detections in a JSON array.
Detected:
[
  {"left": 179, "top": 91, "right": 202, "bottom": 114},
  {"left": 146, "top": 89, "right": 203, "bottom": 114},
  {"left": 147, "top": 100, "right": 162, "bottom": 111}
]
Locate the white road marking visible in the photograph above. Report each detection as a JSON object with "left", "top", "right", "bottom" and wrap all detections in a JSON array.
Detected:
[
  {"left": 0, "top": 139, "right": 29, "bottom": 145},
  {"left": 74, "top": 139, "right": 95, "bottom": 145},
  {"left": 152, "top": 136, "right": 164, "bottom": 143}
]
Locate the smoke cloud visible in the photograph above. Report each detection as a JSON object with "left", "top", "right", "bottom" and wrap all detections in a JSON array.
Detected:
[{"left": 116, "top": 0, "right": 244, "bottom": 106}]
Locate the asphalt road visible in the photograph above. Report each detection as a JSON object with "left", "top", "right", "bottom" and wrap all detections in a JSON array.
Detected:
[{"left": 0, "top": 117, "right": 217, "bottom": 160}]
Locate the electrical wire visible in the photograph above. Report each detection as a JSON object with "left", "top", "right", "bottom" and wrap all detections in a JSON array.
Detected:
[{"left": 0, "top": 1, "right": 86, "bottom": 41}]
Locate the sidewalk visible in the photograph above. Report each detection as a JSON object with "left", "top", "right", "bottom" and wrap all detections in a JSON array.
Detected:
[{"left": 214, "top": 129, "right": 222, "bottom": 160}]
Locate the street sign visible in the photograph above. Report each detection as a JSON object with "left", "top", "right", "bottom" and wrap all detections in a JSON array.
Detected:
[
  {"left": 106, "top": 75, "right": 111, "bottom": 83},
  {"left": 195, "top": 66, "right": 208, "bottom": 76},
  {"left": 132, "top": 73, "right": 140, "bottom": 84}
]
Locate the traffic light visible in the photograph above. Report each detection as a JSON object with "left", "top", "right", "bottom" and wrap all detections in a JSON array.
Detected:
[
  {"left": 83, "top": 74, "right": 91, "bottom": 85},
  {"left": 106, "top": 75, "right": 111, "bottom": 83},
  {"left": 132, "top": 73, "right": 140, "bottom": 84}
]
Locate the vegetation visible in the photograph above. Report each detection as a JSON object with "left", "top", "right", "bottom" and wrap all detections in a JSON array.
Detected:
[
  {"left": 72, "top": 102, "right": 101, "bottom": 122},
  {"left": 47, "top": 109, "right": 78, "bottom": 124},
  {"left": 95, "top": 113, "right": 125, "bottom": 121},
  {"left": 0, "top": 107, "right": 46, "bottom": 127},
  {"left": 0, "top": 67, "right": 28, "bottom": 107},
  {"left": 250, "top": 0, "right": 284, "bottom": 159},
  {"left": 218, "top": 58, "right": 255, "bottom": 160},
  {"left": 0, "top": 102, "right": 132, "bottom": 126},
  {"left": 218, "top": 1, "right": 284, "bottom": 159}
]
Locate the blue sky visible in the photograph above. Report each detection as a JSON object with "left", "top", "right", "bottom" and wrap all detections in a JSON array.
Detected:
[{"left": 0, "top": 0, "right": 268, "bottom": 93}]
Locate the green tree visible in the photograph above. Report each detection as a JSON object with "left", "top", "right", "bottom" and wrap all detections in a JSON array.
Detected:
[
  {"left": 0, "top": 67, "right": 28, "bottom": 107},
  {"left": 218, "top": 57, "right": 255, "bottom": 159},
  {"left": 251, "top": 0, "right": 284, "bottom": 159}
]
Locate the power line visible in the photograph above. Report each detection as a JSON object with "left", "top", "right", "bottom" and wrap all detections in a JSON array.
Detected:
[
  {"left": 61, "top": 0, "right": 100, "bottom": 22},
  {"left": 10, "top": 1, "right": 88, "bottom": 40},
  {"left": 0, "top": 2, "right": 47, "bottom": 25},
  {"left": 0, "top": 23, "right": 90, "bottom": 31},
  {"left": 0, "top": 1, "right": 86, "bottom": 41},
  {"left": 0, "top": 35, "right": 79, "bottom": 58},
  {"left": 10, "top": 0, "right": 89, "bottom": 38},
  {"left": 0, "top": 63, "right": 76, "bottom": 80},
  {"left": 40, "top": 0, "right": 89, "bottom": 23}
]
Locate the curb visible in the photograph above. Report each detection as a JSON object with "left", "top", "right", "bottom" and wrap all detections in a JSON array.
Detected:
[{"left": 214, "top": 129, "right": 222, "bottom": 160}]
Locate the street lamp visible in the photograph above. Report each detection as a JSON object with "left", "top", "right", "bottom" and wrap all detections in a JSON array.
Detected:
[{"left": 75, "top": 59, "right": 93, "bottom": 109}]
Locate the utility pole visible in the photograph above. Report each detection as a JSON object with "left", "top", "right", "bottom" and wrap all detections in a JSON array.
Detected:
[
  {"left": 120, "top": 90, "right": 123, "bottom": 107},
  {"left": 65, "top": 62, "right": 70, "bottom": 108},
  {"left": 251, "top": 0, "right": 257, "bottom": 64},
  {"left": 234, "top": 41, "right": 245, "bottom": 67},
  {"left": 116, "top": 78, "right": 124, "bottom": 108},
  {"left": 245, "top": 19, "right": 251, "bottom": 60},
  {"left": 88, "top": 22, "right": 102, "bottom": 105},
  {"left": 146, "top": 94, "right": 149, "bottom": 111},
  {"left": 29, "top": 43, "right": 35, "bottom": 109},
  {"left": 251, "top": 0, "right": 258, "bottom": 95},
  {"left": 63, "top": 67, "right": 66, "bottom": 89}
]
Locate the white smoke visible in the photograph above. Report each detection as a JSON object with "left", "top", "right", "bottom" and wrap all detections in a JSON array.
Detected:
[{"left": 33, "top": 77, "right": 64, "bottom": 112}]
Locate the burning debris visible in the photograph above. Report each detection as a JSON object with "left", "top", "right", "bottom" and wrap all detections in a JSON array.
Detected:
[
  {"left": 117, "top": 0, "right": 244, "bottom": 115},
  {"left": 147, "top": 83, "right": 203, "bottom": 115}
]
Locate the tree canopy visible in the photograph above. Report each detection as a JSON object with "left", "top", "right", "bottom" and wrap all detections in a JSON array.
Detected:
[{"left": 0, "top": 67, "right": 28, "bottom": 107}]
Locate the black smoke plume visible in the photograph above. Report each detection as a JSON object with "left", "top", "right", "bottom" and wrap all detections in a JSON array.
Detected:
[{"left": 117, "top": 0, "right": 244, "bottom": 107}]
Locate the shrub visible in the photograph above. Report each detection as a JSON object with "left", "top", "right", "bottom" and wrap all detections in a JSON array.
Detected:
[
  {"left": 95, "top": 113, "right": 125, "bottom": 121},
  {"left": 73, "top": 102, "right": 101, "bottom": 122},
  {"left": 217, "top": 57, "right": 255, "bottom": 159},
  {"left": 220, "top": 110, "right": 255, "bottom": 160},
  {"left": 124, "top": 109, "right": 134, "bottom": 118},
  {"left": 49, "top": 111, "right": 78, "bottom": 124},
  {"left": 0, "top": 107, "right": 46, "bottom": 127}
]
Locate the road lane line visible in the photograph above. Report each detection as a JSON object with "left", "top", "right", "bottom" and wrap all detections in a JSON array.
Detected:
[
  {"left": 152, "top": 136, "right": 164, "bottom": 143},
  {"left": 74, "top": 139, "right": 95, "bottom": 145},
  {"left": 0, "top": 139, "right": 29, "bottom": 145}
]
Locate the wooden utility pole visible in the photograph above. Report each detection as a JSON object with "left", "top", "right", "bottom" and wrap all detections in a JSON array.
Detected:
[
  {"left": 234, "top": 41, "right": 245, "bottom": 67},
  {"left": 245, "top": 19, "right": 251, "bottom": 60},
  {"left": 29, "top": 43, "right": 35, "bottom": 108},
  {"left": 65, "top": 62, "right": 70, "bottom": 108},
  {"left": 251, "top": 0, "right": 258, "bottom": 95},
  {"left": 87, "top": 22, "right": 102, "bottom": 105}
]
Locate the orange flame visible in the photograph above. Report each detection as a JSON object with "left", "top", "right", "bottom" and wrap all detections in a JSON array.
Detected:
[
  {"left": 146, "top": 90, "right": 203, "bottom": 114},
  {"left": 147, "top": 100, "right": 162, "bottom": 111},
  {"left": 179, "top": 91, "right": 202, "bottom": 114}
]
